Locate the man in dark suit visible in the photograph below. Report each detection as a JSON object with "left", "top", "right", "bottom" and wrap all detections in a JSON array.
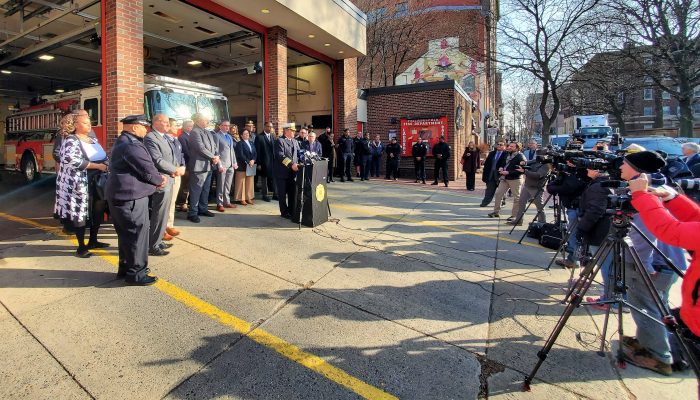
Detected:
[
  {"left": 318, "top": 127, "right": 336, "bottom": 183},
  {"left": 274, "top": 123, "right": 300, "bottom": 218},
  {"left": 431, "top": 136, "right": 451, "bottom": 186},
  {"left": 480, "top": 141, "right": 507, "bottom": 207},
  {"left": 144, "top": 114, "right": 184, "bottom": 256},
  {"left": 106, "top": 115, "right": 166, "bottom": 286},
  {"left": 412, "top": 138, "right": 429, "bottom": 184},
  {"left": 187, "top": 113, "right": 221, "bottom": 223},
  {"left": 176, "top": 120, "right": 194, "bottom": 212},
  {"left": 256, "top": 121, "right": 278, "bottom": 202},
  {"left": 338, "top": 128, "right": 355, "bottom": 182},
  {"left": 357, "top": 132, "right": 371, "bottom": 181}
]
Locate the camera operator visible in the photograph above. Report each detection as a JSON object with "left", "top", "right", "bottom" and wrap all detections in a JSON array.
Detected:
[
  {"left": 507, "top": 153, "right": 552, "bottom": 226},
  {"left": 547, "top": 161, "right": 589, "bottom": 268},
  {"left": 628, "top": 170, "right": 700, "bottom": 372},
  {"left": 617, "top": 151, "right": 689, "bottom": 375}
]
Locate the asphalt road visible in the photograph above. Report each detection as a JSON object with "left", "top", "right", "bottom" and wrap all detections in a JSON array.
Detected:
[{"left": 0, "top": 170, "right": 693, "bottom": 399}]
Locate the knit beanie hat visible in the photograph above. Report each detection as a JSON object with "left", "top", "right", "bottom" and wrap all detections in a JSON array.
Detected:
[{"left": 624, "top": 150, "right": 666, "bottom": 173}]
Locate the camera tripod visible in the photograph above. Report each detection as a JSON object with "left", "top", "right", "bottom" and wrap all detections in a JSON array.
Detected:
[{"left": 523, "top": 211, "right": 700, "bottom": 391}]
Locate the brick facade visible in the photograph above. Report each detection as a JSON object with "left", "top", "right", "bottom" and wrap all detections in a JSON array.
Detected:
[
  {"left": 336, "top": 58, "right": 358, "bottom": 135},
  {"left": 266, "top": 26, "right": 288, "bottom": 127},
  {"left": 366, "top": 80, "right": 475, "bottom": 180},
  {"left": 104, "top": 0, "right": 144, "bottom": 148}
]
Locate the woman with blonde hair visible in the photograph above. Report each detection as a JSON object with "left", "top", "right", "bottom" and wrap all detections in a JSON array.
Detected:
[{"left": 54, "top": 112, "right": 109, "bottom": 257}]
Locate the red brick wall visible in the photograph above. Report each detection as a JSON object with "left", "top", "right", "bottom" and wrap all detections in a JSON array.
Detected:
[
  {"left": 266, "top": 26, "right": 288, "bottom": 127},
  {"left": 104, "top": 0, "right": 144, "bottom": 149},
  {"left": 367, "top": 84, "right": 473, "bottom": 180},
  {"left": 336, "top": 58, "right": 358, "bottom": 136}
]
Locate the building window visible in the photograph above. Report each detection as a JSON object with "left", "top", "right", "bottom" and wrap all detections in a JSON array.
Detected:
[
  {"left": 663, "top": 105, "right": 671, "bottom": 117},
  {"left": 617, "top": 92, "right": 625, "bottom": 103},
  {"left": 643, "top": 124, "right": 653, "bottom": 129},
  {"left": 644, "top": 106, "right": 653, "bottom": 116},
  {"left": 644, "top": 88, "right": 653, "bottom": 100},
  {"left": 368, "top": 7, "right": 386, "bottom": 22},
  {"left": 694, "top": 87, "right": 700, "bottom": 98},
  {"left": 395, "top": 2, "right": 408, "bottom": 17},
  {"left": 694, "top": 103, "right": 700, "bottom": 115},
  {"left": 662, "top": 90, "right": 671, "bottom": 100},
  {"left": 645, "top": 76, "right": 654, "bottom": 84}
]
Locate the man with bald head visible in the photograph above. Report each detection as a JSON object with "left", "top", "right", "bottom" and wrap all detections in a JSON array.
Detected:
[{"left": 187, "top": 113, "right": 221, "bottom": 223}]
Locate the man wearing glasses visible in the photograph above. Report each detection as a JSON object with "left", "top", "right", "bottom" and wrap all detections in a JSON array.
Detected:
[{"left": 480, "top": 141, "right": 508, "bottom": 207}]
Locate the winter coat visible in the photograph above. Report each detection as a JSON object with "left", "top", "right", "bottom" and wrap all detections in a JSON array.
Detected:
[
  {"left": 576, "top": 175, "right": 612, "bottom": 246},
  {"left": 631, "top": 191, "right": 700, "bottom": 336},
  {"left": 461, "top": 148, "right": 480, "bottom": 173}
]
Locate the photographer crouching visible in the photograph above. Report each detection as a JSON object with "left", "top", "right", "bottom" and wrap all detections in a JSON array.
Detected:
[{"left": 628, "top": 164, "right": 700, "bottom": 373}]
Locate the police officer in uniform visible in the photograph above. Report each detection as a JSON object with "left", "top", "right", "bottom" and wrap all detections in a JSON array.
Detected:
[
  {"left": 385, "top": 137, "right": 402, "bottom": 180},
  {"left": 412, "top": 138, "right": 428, "bottom": 184},
  {"left": 106, "top": 115, "right": 166, "bottom": 285},
  {"left": 274, "top": 123, "right": 300, "bottom": 219}
]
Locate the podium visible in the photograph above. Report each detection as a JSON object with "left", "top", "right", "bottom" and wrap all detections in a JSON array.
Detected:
[{"left": 293, "top": 159, "right": 329, "bottom": 227}]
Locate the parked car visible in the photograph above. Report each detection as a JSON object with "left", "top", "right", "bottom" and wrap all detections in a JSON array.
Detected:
[{"left": 619, "top": 136, "right": 686, "bottom": 159}]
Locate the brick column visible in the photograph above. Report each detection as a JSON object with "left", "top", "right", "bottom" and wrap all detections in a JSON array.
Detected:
[
  {"left": 104, "top": 0, "right": 144, "bottom": 148},
  {"left": 336, "top": 57, "right": 357, "bottom": 135},
  {"left": 266, "top": 26, "right": 287, "bottom": 127}
]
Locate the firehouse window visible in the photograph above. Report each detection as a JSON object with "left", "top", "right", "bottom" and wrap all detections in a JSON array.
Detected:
[{"left": 83, "top": 98, "right": 99, "bottom": 126}]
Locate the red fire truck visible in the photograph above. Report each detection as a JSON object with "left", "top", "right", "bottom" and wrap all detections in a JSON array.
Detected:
[{"left": 4, "top": 75, "right": 229, "bottom": 182}]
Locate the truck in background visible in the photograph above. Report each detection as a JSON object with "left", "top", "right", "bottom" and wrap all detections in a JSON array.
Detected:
[{"left": 4, "top": 75, "right": 228, "bottom": 182}]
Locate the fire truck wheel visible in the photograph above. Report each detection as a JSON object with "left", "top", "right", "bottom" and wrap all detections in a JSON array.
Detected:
[{"left": 20, "top": 154, "right": 39, "bottom": 182}]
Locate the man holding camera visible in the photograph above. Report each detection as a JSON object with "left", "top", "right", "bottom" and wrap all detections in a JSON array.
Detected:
[
  {"left": 507, "top": 153, "right": 551, "bottom": 225},
  {"left": 488, "top": 142, "right": 525, "bottom": 219}
]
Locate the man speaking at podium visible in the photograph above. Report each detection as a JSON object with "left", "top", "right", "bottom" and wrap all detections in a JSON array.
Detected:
[{"left": 274, "top": 123, "right": 300, "bottom": 219}]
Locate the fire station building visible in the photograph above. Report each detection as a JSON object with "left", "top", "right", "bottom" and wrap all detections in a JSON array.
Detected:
[{"left": 0, "top": 0, "right": 366, "bottom": 175}]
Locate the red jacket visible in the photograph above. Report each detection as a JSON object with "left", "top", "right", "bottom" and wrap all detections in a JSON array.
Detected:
[{"left": 631, "top": 191, "right": 700, "bottom": 336}]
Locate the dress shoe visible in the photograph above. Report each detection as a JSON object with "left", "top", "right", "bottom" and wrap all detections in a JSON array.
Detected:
[
  {"left": 163, "top": 232, "right": 173, "bottom": 241},
  {"left": 340, "top": 178, "right": 345, "bottom": 182},
  {"left": 149, "top": 248, "right": 169, "bottom": 256},
  {"left": 479, "top": 203, "right": 488, "bottom": 207},
  {"left": 199, "top": 211, "right": 215, "bottom": 217},
  {"left": 263, "top": 197, "right": 271, "bottom": 202},
  {"left": 444, "top": 183, "right": 448, "bottom": 187},
  {"left": 506, "top": 220, "right": 523, "bottom": 226},
  {"left": 506, "top": 216, "right": 515, "bottom": 222},
  {"left": 238, "top": 201, "right": 248, "bottom": 206},
  {"left": 86, "top": 241, "right": 109, "bottom": 249},
  {"left": 224, "top": 203, "right": 237, "bottom": 208},
  {"left": 166, "top": 227, "right": 180, "bottom": 236},
  {"left": 75, "top": 249, "right": 93, "bottom": 258},
  {"left": 281, "top": 213, "right": 292, "bottom": 219},
  {"left": 422, "top": 180, "right": 426, "bottom": 184},
  {"left": 247, "top": 199, "right": 254, "bottom": 205},
  {"left": 347, "top": 178, "right": 354, "bottom": 182},
  {"left": 160, "top": 242, "right": 174, "bottom": 249},
  {"left": 125, "top": 275, "right": 158, "bottom": 286},
  {"left": 272, "top": 195, "right": 279, "bottom": 200},
  {"left": 487, "top": 212, "right": 500, "bottom": 218},
  {"left": 187, "top": 215, "right": 201, "bottom": 223},
  {"left": 432, "top": 181, "right": 438, "bottom": 185},
  {"left": 217, "top": 205, "right": 225, "bottom": 212}
]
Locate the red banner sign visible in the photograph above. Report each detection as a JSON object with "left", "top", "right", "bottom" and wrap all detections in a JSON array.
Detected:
[{"left": 400, "top": 117, "right": 448, "bottom": 156}]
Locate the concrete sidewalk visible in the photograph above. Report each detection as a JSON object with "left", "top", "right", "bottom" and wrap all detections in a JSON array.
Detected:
[{"left": 0, "top": 173, "right": 693, "bottom": 399}]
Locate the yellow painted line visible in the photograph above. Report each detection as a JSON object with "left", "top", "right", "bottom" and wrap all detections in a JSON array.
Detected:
[
  {"left": 332, "top": 203, "right": 543, "bottom": 248},
  {"left": 0, "top": 211, "right": 397, "bottom": 400}
]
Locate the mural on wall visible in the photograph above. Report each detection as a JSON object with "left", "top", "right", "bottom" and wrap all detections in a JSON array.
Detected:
[{"left": 396, "top": 37, "right": 484, "bottom": 129}]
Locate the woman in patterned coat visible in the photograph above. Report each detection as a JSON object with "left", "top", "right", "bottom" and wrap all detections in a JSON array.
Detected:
[{"left": 54, "top": 113, "right": 109, "bottom": 257}]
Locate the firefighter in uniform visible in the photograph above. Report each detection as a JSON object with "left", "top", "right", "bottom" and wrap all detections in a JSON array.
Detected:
[
  {"left": 385, "top": 137, "right": 402, "bottom": 180},
  {"left": 412, "top": 138, "right": 428, "bottom": 184},
  {"left": 106, "top": 115, "right": 166, "bottom": 285},
  {"left": 274, "top": 122, "right": 300, "bottom": 219}
]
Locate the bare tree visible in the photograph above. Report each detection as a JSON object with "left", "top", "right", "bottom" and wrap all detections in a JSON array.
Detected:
[
  {"left": 563, "top": 51, "right": 646, "bottom": 135},
  {"left": 498, "top": 0, "right": 605, "bottom": 141},
  {"left": 611, "top": 0, "right": 699, "bottom": 136},
  {"left": 356, "top": 0, "right": 439, "bottom": 88}
]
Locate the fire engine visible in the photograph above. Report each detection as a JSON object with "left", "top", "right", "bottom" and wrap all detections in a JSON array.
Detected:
[{"left": 4, "top": 75, "right": 229, "bottom": 182}]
